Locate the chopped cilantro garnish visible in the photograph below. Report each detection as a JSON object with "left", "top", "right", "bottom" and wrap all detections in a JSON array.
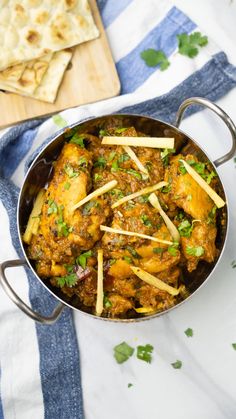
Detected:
[
  {"left": 168, "top": 243, "right": 179, "bottom": 256},
  {"left": 161, "top": 148, "right": 175, "bottom": 167},
  {"left": 207, "top": 206, "right": 217, "bottom": 224},
  {"left": 47, "top": 199, "right": 58, "bottom": 215},
  {"left": 82, "top": 200, "right": 99, "bottom": 215},
  {"left": 137, "top": 194, "right": 150, "bottom": 203},
  {"left": 99, "top": 129, "right": 108, "bottom": 137},
  {"left": 118, "top": 153, "right": 130, "bottom": 164},
  {"left": 161, "top": 184, "right": 171, "bottom": 193},
  {"left": 104, "top": 295, "right": 112, "bottom": 308},
  {"left": 94, "top": 156, "right": 107, "bottom": 168},
  {"left": 177, "top": 32, "right": 208, "bottom": 58},
  {"left": 64, "top": 182, "right": 71, "bottom": 190},
  {"left": 108, "top": 151, "right": 117, "bottom": 161},
  {"left": 56, "top": 273, "right": 78, "bottom": 288},
  {"left": 171, "top": 360, "right": 182, "bottom": 369},
  {"left": 123, "top": 255, "right": 132, "bottom": 264},
  {"left": 136, "top": 344, "right": 153, "bottom": 363},
  {"left": 115, "top": 127, "right": 128, "bottom": 134},
  {"left": 178, "top": 219, "right": 193, "bottom": 238},
  {"left": 141, "top": 49, "right": 170, "bottom": 70},
  {"left": 64, "top": 163, "right": 79, "bottom": 178},
  {"left": 206, "top": 171, "right": 217, "bottom": 184},
  {"left": 76, "top": 250, "right": 93, "bottom": 269},
  {"left": 78, "top": 156, "right": 88, "bottom": 167},
  {"left": 111, "top": 160, "right": 120, "bottom": 172},
  {"left": 126, "top": 169, "right": 142, "bottom": 180},
  {"left": 126, "top": 246, "right": 142, "bottom": 259},
  {"left": 114, "top": 342, "right": 135, "bottom": 364},
  {"left": 56, "top": 205, "right": 72, "bottom": 237},
  {"left": 184, "top": 328, "right": 193, "bottom": 337},
  {"left": 140, "top": 214, "right": 152, "bottom": 227},
  {"left": 69, "top": 132, "right": 85, "bottom": 147},
  {"left": 94, "top": 173, "right": 102, "bottom": 182},
  {"left": 128, "top": 383, "right": 133, "bottom": 388},
  {"left": 232, "top": 343, "right": 236, "bottom": 350},
  {"left": 109, "top": 188, "right": 124, "bottom": 199},
  {"left": 153, "top": 247, "right": 165, "bottom": 254},
  {"left": 52, "top": 114, "right": 67, "bottom": 128},
  {"left": 186, "top": 245, "right": 204, "bottom": 257}
]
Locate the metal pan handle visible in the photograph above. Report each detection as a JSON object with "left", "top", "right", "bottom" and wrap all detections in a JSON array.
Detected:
[
  {"left": 175, "top": 97, "right": 236, "bottom": 167},
  {"left": 0, "top": 259, "right": 64, "bottom": 324}
]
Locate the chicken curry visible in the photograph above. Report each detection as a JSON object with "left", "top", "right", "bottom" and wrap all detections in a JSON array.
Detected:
[{"left": 24, "top": 124, "right": 225, "bottom": 318}]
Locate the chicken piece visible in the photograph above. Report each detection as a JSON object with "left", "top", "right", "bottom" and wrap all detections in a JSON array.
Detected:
[
  {"left": 181, "top": 221, "right": 217, "bottom": 272},
  {"left": 102, "top": 202, "right": 164, "bottom": 251},
  {"left": 29, "top": 142, "right": 112, "bottom": 269},
  {"left": 136, "top": 285, "right": 176, "bottom": 311},
  {"left": 166, "top": 155, "right": 215, "bottom": 220},
  {"left": 106, "top": 293, "right": 133, "bottom": 317}
]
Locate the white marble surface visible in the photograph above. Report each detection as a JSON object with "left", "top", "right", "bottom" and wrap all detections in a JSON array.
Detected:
[{"left": 74, "top": 1, "right": 236, "bottom": 418}]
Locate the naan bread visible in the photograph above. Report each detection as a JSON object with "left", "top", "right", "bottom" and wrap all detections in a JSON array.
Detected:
[
  {"left": 0, "top": 0, "right": 99, "bottom": 71},
  {"left": 0, "top": 54, "right": 53, "bottom": 94},
  {"left": 0, "top": 50, "right": 73, "bottom": 103}
]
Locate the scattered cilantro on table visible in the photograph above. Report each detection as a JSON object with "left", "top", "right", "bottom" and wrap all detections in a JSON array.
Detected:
[
  {"left": 184, "top": 328, "right": 193, "bottom": 337},
  {"left": 232, "top": 343, "right": 236, "bottom": 350},
  {"left": 140, "top": 49, "right": 170, "bottom": 70},
  {"left": 231, "top": 260, "right": 236, "bottom": 268},
  {"left": 177, "top": 32, "right": 208, "bottom": 58},
  {"left": 137, "top": 344, "right": 154, "bottom": 363},
  {"left": 113, "top": 342, "right": 135, "bottom": 364},
  {"left": 171, "top": 360, "right": 182, "bottom": 369},
  {"left": 52, "top": 114, "right": 68, "bottom": 128},
  {"left": 128, "top": 383, "right": 133, "bottom": 388}
]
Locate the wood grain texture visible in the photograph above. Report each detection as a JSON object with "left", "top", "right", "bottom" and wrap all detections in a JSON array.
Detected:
[{"left": 0, "top": 0, "right": 120, "bottom": 128}]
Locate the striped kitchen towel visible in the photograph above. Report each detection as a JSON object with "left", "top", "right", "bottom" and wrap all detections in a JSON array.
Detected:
[{"left": 0, "top": 1, "right": 236, "bottom": 419}]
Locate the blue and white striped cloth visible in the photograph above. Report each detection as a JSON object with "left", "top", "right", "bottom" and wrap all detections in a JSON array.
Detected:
[{"left": 0, "top": 1, "right": 236, "bottom": 418}]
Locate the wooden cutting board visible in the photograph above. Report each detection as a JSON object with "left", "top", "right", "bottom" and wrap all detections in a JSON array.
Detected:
[{"left": 0, "top": 0, "right": 120, "bottom": 128}]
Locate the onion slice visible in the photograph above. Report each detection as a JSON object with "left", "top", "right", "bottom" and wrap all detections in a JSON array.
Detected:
[
  {"left": 100, "top": 225, "right": 173, "bottom": 245},
  {"left": 130, "top": 266, "right": 180, "bottom": 296},
  {"left": 179, "top": 159, "right": 225, "bottom": 208},
  {"left": 122, "top": 145, "right": 148, "bottom": 175},
  {"left": 23, "top": 189, "right": 45, "bottom": 244},
  {"left": 102, "top": 136, "right": 175, "bottom": 149},
  {"left": 72, "top": 180, "right": 117, "bottom": 211},
  {"left": 111, "top": 181, "right": 168, "bottom": 209},
  {"left": 96, "top": 249, "right": 104, "bottom": 316},
  {"left": 148, "top": 193, "right": 180, "bottom": 242}
]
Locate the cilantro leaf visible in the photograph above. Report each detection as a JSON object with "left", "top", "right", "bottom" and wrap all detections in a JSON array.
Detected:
[
  {"left": 171, "top": 360, "right": 182, "bottom": 369},
  {"left": 126, "top": 169, "right": 142, "bottom": 180},
  {"left": 184, "top": 328, "right": 193, "bottom": 337},
  {"left": 140, "top": 49, "right": 170, "bottom": 70},
  {"left": 76, "top": 250, "right": 93, "bottom": 269},
  {"left": 56, "top": 273, "right": 78, "bottom": 288},
  {"left": 52, "top": 114, "right": 67, "bottom": 128},
  {"left": 168, "top": 243, "right": 179, "bottom": 256},
  {"left": 64, "top": 182, "right": 71, "bottom": 190},
  {"left": 47, "top": 199, "right": 58, "bottom": 215},
  {"left": 231, "top": 260, "right": 236, "bottom": 269},
  {"left": 178, "top": 219, "right": 193, "bottom": 238},
  {"left": 64, "top": 163, "right": 79, "bottom": 178},
  {"left": 94, "top": 157, "right": 107, "bottom": 168},
  {"left": 104, "top": 295, "right": 112, "bottom": 308},
  {"left": 137, "top": 344, "right": 153, "bottom": 363},
  {"left": 140, "top": 214, "right": 152, "bottom": 227},
  {"left": 123, "top": 255, "right": 132, "bottom": 264},
  {"left": 232, "top": 343, "right": 236, "bottom": 350},
  {"left": 128, "top": 383, "right": 133, "bottom": 388},
  {"left": 69, "top": 132, "right": 85, "bottom": 147},
  {"left": 186, "top": 245, "right": 204, "bottom": 257},
  {"left": 177, "top": 32, "right": 208, "bottom": 58},
  {"left": 114, "top": 342, "right": 135, "bottom": 364}
]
